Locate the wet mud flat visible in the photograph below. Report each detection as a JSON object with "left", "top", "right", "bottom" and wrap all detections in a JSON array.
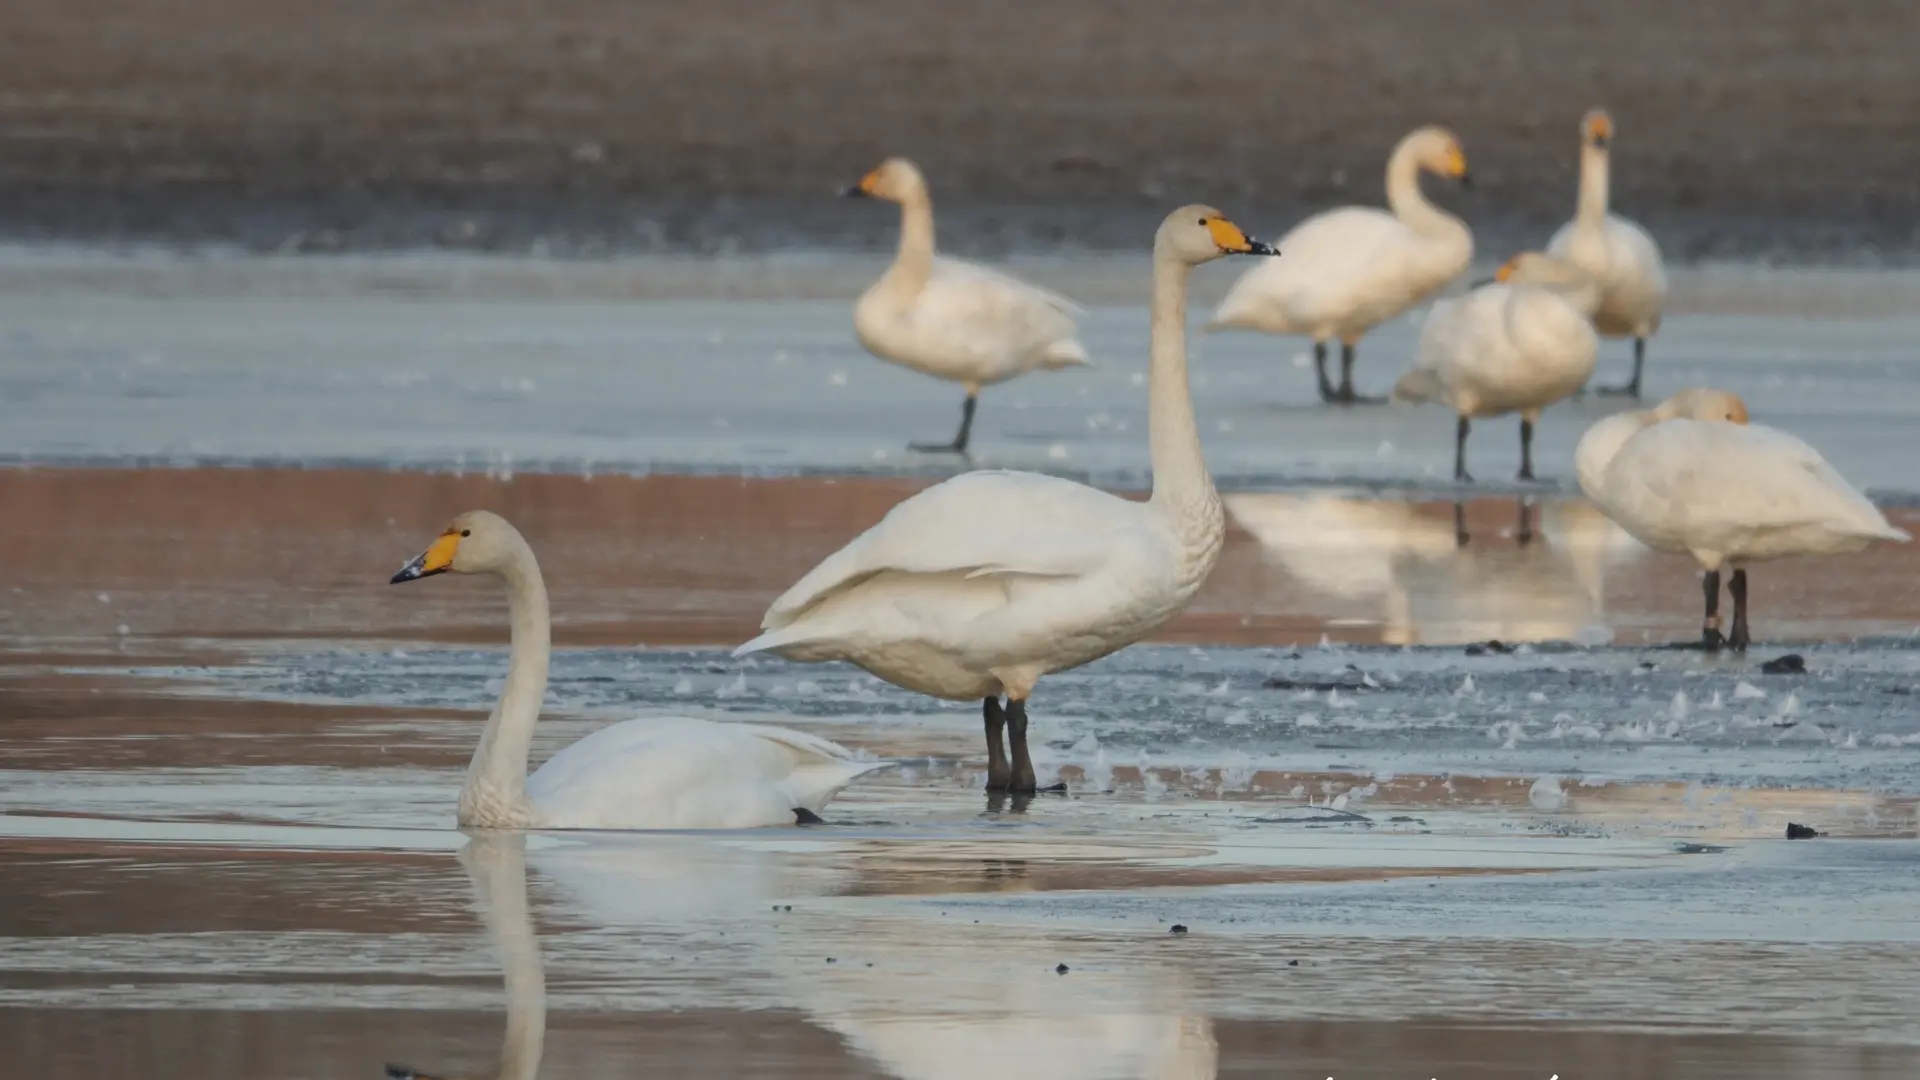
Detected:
[{"left": 3, "top": 0, "right": 1918, "bottom": 258}]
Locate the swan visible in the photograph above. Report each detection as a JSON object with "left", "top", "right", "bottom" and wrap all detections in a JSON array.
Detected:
[
  {"left": 847, "top": 157, "right": 1091, "bottom": 453},
  {"left": 1394, "top": 251, "right": 1600, "bottom": 482},
  {"left": 1209, "top": 126, "right": 1473, "bottom": 404},
  {"left": 1546, "top": 109, "right": 1669, "bottom": 398},
  {"left": 389, "top": 511, "right": 888, "bottom": 828},
  {"left": 735, "top": 206, "right": 1278, "bottom": 792},
  {"left": 1575, "top": 389, "right": 1908, "bottom": 650}
]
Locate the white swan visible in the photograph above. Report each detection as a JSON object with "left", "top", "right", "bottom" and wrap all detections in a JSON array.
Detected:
[
  {"left": 848, "top": 157, "right": 1091, "bottom": 453},
  {"left": 736, "top": 206, "right": 1278, "bottom": 792},
  {"left": 1210, "top": 126, "right": 1473, "bottom": 404},
  {"left": 1546, "top": 109, "right": 1669, "bottom": 398},
  {"left": 389, "top": 511, "right": 887, "bottom": 828},
  {"left": 1394, "top": 251, "right": 1600, "bottom": 481},
  {"left": 1575, "top": 389, "right": 1908, "bottom": 650}
]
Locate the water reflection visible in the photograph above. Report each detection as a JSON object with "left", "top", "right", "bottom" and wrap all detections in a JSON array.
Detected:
[
  {"left": 390, "top": 833, "right": 1216, "bottom": 1080},
  {"left": 1225, "top": 492, "right": 1644, "bottom": 645}
]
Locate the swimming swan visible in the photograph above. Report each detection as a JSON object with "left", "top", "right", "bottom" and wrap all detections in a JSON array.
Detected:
[
  {"left": 1210, "top": 126, "right": 1473, "bottom": 404},
  {"left": 847, "top": 157, "right": 1091, "bottom": 453},
  {"left": 1575, "top": 390, "right": 1908, "bottom": 650},
  {"left": 389, "top": 511, "right": 887, "bottom": 828},
  {"left": 736, "top": 207, "right": 1278, "bottom": 792},
  {"left": 1394, "top": 251, "right": 1600, "bottom": 481},
  {"left": 1547, "top": 109, "right": 1668, "bottom": 398}
]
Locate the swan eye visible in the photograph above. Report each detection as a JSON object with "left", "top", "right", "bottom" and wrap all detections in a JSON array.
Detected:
[
  {"left": 1197, "top": 217, "right": 1208, "bottom": 226},
  {"left": 461, "top": 529, "right": 472, "bottom": 537}
]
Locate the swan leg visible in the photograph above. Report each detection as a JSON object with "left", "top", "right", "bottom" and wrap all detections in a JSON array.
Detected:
[
  {"left": 1336, "top": 343, "right": 1386, "bottom": 405},
  {"left": 1728, "top": 568, "right": 1751, "bottom": 651},
  {"left": 912, "top": 392, "right": 978, "bottom": 454},
  {"left": 1700, "top": 569, "right": 1725, "bottom": 650},
  {"left": 983, "top": 696, "right": 1012, "bottom": 791},
  {"left": 1006, "top": 697, "right": 1037, "bottom": 794},
  {"left": 1517, "top": 417, "right": 1536, "bottom": 481},
  {"left": 1454, "top": 415, "right": 1474, "bottom": 483},
  {"left": 1314, "top": 341, "right": 1336, "bottom": 402},
  {"left": 1600, "top": 338, "right": 1646, "bottom": 398}
]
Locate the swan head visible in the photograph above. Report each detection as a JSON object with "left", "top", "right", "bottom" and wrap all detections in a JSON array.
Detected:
[
  {"left": 844, "top": 158, "right": 927, "bottom": 203},
  {"left": 1403, "top": 126, "right": 1472, "bottom": 187},
  {"left": 1583, "top": 109, "right": 1614, "bottom": 150},
  {"left": 1156, "top": 205, "right": 1277, "bottom": 265},
  {"left": 1652, "top": 388, "right": 1749, "bottom": 425},
  {"left": 390, "top": 510, "right": 526, "bottom": 583}
]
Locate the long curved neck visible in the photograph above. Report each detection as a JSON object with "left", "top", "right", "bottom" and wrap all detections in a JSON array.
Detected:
[
  {"left": 460, "top": 543, "right": 549, "bottom": 826},
  {"left": 1577, "top": 144, "right": 1611, "bottom": 224},
  {"left": 1385, "top": 145, "right": 1455, "bottom": 237},
  {"left": 879, "top": 186, "right": 937, "bottom": 299},
  {"left": 1574, "top": 411, "right": 1655, "bottom": 498},
  {"left": 1146, "top": 251, "right": 1215, "bottom": 521}
]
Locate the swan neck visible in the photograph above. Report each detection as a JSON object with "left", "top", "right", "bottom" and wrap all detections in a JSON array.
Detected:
[
  {"left": 1147, "top": 251, "right": 1216, "bottom": 520},
  {"left": 885, "top": 187, "right": 937, "bottom": 297},
  {"left": 1577, "top": 145, "right": 1611, "bottom": 224},
  {"left": 1574, "top": 410, "right": 1655, "bottom": 498},
  {"left": 1385, "top": 144, "right": 1454, "bottom": 237},
  {"left": 461, "top": 541, "right": 549, "bottom": 825}
]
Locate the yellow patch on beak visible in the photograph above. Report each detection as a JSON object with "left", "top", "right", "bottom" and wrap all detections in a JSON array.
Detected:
[
  {"left": 421, "top": 531, "right": 460, "bottom": 573},
  {"left": 1442, "top": 144, "right": 1469, "bottom": 179},
  {"left": 1494, "top": 257, "right": 1519, "bottom": 283},
  {"left": 1205, "top": 217, "right": 1254, "bottom": 253},
  {"left": 856, "top": 170, "right": 882, "bottom": 195},
  {"left": 1587, "top": 114, "right": 1614, "bottom": 142}
]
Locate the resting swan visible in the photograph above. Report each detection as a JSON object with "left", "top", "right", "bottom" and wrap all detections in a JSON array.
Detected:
[
  {"left": 1210, "top": 126, "right": 1473, "bottom": 404},
  {"left": 848, "top": 157, "right": 1091, "bottom": 453},
  {"left": 389, "top": 511, "right": 887, "bottom": 828},
  {"left": 1546, "top": 109, "right": 1668, "bottom": 398},
  {"left": 736, "top": 207, "right": 1277, "bottom": 793},
  {"left": 1394, "top": 251, "right": 1600, "bottom": 482},
  {"left": 1575, "top": 389, "right": 1908, "bottom": 650}
]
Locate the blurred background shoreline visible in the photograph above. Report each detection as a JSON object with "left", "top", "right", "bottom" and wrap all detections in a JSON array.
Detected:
[{"left": 5, "top": 0, "right": 1918, "bottom": 261}]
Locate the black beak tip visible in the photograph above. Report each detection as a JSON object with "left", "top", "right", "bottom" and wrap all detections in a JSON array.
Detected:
[
  {"left": 841, "top": 185, "right": 868, "bottom": 198},
  {"left": 1458, "top": 171, "right": 1474, "bottom": 190},
  {"left": 1243, "top": 240, "right": 1279, "bottom": 257},
  {"left": 1470, "top": 276, "right": 1495, "bottom": 288},
  {"left": 1592, "top": 136, "right": 1610, "bottom": 150},
  {"left": 389, "top": 568, "right": 416, "bottom": 585}
]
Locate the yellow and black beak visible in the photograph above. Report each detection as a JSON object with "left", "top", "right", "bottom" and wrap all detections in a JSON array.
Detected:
[
  {"left": 1205, "top": 218, "right": 1279, "bottom": 257},
  {"left": 390, "top": 531, "right": 460, "bottom": 585},
  {"left": 842, "top": 169, "right": 881, "bottom": 198}
]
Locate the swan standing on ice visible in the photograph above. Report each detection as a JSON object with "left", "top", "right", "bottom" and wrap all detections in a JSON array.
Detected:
[
  {"left": 389, "top": 511, "right": 887, "bottom": 827},
  {"left": 1547, "top": 109, "right": 1668, "bottom": 398},
  {"left": 1575, "top": 390, "right": 1908, "bottom": 650},
  {"left": 736, "top": 207, "right": 1277, "bottom": 793},
  {"left": 1394, "top": 251, "right": 1600, "bottom": 482},
  {"left": 1210, "top": 126, "right": 1473, "bottom": 404},
  {"left": 846, "top": 158, "right": 1091, "bottom": 453}
]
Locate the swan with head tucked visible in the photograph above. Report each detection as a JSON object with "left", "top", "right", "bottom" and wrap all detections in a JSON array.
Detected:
[
  {"left": 735, "top": 206, "right": 1278, "bottom": 793},
  {"left": 1209, "top": 126, "right": 1473, "bottom": 404},
  {"left": 847, "top": 157, "right": 1091, "bottom": 453},
  {"left": 1547, "top": 109, "right": 1668, "bottom": 398},
  {"left": 1575, "top": 389, "right": 1908, "bottom": 650},
  {"left": 1394, "top": 251, "right": 1600, "bottom": 482},
  {"left": 389, "top": 511, "right": 887, "bottom": 828}
]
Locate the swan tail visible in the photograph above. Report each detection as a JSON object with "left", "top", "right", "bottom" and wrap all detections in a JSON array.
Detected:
[
  {"left": 1392, "top": 368, "right": 1445, "bottom": 404},
  {"left": 1040, "top": 337, "right": 1092, "bottom": 369},
  {"left": 731, "top": 622, "right": 832, "bottom": 658}
]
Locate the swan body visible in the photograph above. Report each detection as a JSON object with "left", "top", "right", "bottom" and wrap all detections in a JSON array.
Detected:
[
  {"left": 739, "top": 206, "right": 1279, "bottom": 791},
  {"left": 848, "top": 158, "right": 1089, "bottom": 451},
  {"left": 390, "top": 511, "right": 885, "bottom": 829},
  {"left": 1546, "top": 109, "right": 1668, "bottom": 396},
  {"left": 1210, "top": 126, "right": 1473, "bottom": 403},
  {"left": 1575, "top": 389, "right": 1907, "bottom": 647},
  {"left": 1395, "top": 252, "right": 1600, "bottom": 480}
]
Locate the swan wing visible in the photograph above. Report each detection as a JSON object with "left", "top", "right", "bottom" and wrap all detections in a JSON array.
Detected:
[
  {"left": 751, "top": 471, "right": 1134, "bottom": 632},
  {"left": 1609, "top": 421, "right": 1905, "bottom": 543},
  {"left": 931, "top": 256, "right": 1084, "bottom": 315},
  {"left": 1211, "top": 208, "right": 1409, "bottom": 329},
  {"left": 527, "top": 717, "right": 887, "bottom": 829}
]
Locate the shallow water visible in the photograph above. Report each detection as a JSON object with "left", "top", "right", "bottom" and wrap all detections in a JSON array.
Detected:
[{"left": 7, "top": 251, "right": 1920, "bottom": 1078}]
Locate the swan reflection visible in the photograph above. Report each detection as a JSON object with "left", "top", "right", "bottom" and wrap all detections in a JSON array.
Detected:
[{"left": 1226, "top": 491, "right": 1644, "bottom": 645}]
